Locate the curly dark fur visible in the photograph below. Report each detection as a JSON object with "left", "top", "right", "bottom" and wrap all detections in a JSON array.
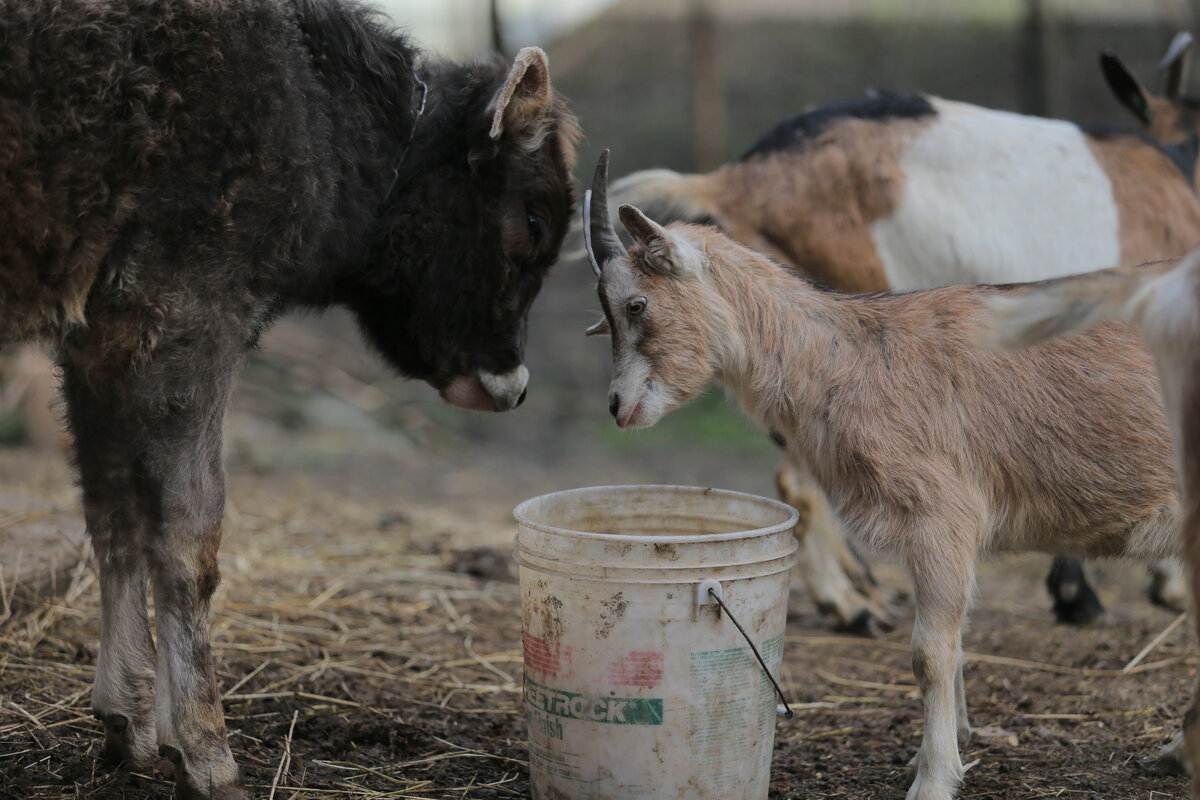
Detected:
[
  {"left": 0, "top": 0, "right": 576, "bottom": 383},
  {"left": 0, "top": 2, "right": 577, "bottom": 797}
]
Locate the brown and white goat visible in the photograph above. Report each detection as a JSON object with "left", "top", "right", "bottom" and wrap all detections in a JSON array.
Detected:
[
  {"left": 1103, "top": 32, "right": 1200, "bottom": 146},
  {"left": 583, "top": 153, "right": 1179, "bottom": 800},
  {"left": 610, "top": 64, "right": 1200, "bottom": 631},
  {"left": 985, "top": 249, "right": 1200, "bottom": 792}
]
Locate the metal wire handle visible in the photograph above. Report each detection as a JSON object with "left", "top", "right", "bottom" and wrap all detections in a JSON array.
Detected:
[{"left": 707, "top": 587, "right": 794, "bottom": 719}]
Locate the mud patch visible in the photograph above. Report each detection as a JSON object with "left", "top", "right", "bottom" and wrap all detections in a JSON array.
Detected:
[{"left": 597, "top": 591, "right": 628, "bottom": 639}]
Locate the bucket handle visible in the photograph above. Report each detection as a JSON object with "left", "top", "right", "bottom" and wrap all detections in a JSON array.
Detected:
[{"left": 700, "top": 583, "right": 794, "bottom": 720}]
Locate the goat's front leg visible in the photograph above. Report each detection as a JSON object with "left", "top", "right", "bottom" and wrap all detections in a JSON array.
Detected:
[
  {"left": 64, "top": 369, "right": 159, "bottom": 769},
  {"left": 905, "top": 534, "right": 975, "bottom": 800}
]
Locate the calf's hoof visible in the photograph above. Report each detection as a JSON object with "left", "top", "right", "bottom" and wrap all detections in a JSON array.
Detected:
[
  {"left": 94, "top": 711, "right": 158, "bottom": 771},
  {"left": 1136, "top": 751, "right": 1190, "bottom": 777},
  {"left": 160, "top": 744, "right": 248, "bottom": 800}
]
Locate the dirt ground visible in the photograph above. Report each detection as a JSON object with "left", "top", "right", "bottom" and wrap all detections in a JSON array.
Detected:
[{"left": 0, "top": 301, "right": 1196, "bottom": 800}]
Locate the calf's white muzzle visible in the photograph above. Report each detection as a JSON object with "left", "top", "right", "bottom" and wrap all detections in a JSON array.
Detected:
[{"left": 440, "top": 365, "right": 529, "bottom": 412}]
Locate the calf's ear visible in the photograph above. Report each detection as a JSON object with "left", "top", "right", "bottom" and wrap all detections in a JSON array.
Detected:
[
  {"left": 618, "top": 204, "right": 701, "bottom": 277},
  {"left": 489, "top": 47, "right": 552, "bottom": 145}
]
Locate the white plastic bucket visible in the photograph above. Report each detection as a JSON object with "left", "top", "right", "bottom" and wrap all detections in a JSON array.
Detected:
[{"left": 513, "top": 485, "right": 799, "bottom": 800}]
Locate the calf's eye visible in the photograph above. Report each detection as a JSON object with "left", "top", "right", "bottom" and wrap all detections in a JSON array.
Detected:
[{"left": 527, "top": 214, "right": 548, "bottom": 249}]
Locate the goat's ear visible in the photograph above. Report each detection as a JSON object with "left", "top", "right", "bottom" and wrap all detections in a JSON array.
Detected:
[
  {"left": 488, "top": 47, "right": 552, "bottom": 144},
  {"left": 1100, "top": 50, "right": 1153, "bottom": 126},
  {"left": 617, "top": 204, "right": 700, "bottom": 277},
  {"left": 585, "top": 317, "right": 611, "bottom": 337}
]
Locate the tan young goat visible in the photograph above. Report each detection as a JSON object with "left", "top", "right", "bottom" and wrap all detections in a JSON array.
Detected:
[
  {"left": 985, "top": 249, "right": 1200, "bottom": 793},
  {"left": 610, "top": 36, "right": 1200, "bottom": 630},
  {"left": 583, "top": 152, "right": 1180, "bottom": 800}
]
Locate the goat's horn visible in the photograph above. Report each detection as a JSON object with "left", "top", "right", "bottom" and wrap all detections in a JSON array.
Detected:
[
  {"left": 584, "top": 149, "right": 625, "bottom": 277},
  {"left": 1159, "top": 31, "right": 1193, "bottom": 98}
]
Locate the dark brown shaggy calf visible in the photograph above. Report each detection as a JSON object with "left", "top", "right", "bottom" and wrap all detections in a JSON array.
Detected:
[{"left": 0, "top": 1, "right": 578, "bottom": 797}]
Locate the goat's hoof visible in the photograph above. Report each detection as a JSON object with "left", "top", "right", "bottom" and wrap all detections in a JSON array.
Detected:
[
  {"left": 1148, "top": 574, "right": 1187, "bottom": 613},
  {"left": 1050, "top": 587, "right": 1105, "bottom": 625},
  {"left": 904, "top": 750, "right": 921, "bottom": 783},
  {"left": 836, "top": 608, "right": 890, "bottom": 639},
  {"left": 1136, "top": 751, "right": 1189, "bottom": 777}
]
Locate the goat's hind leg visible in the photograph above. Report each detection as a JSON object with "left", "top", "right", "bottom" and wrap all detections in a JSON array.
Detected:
[
  {"left": 777, "top": 455, "right": 899, "bottom": 635},
  {"left": 1045, "top": 557, "right": 1105, "bottom": 625},
  {"left": 1148, "top": 558, "right": 1188, "bottom": 612}
]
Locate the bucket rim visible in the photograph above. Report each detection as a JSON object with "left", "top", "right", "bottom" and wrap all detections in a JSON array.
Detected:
[
  {"left": 513, "top": 545, "right": 798, "bottom": 581},
  {"left": 513, "top": 484, "right": 800, "bottom": 544}
]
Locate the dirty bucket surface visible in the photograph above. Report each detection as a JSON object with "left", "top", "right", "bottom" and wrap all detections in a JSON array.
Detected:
[{"left": 514, "top": 485, "right": 798, "bottom": 800}]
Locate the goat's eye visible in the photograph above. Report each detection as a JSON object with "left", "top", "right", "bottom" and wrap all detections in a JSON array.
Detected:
[
  {"left": 527, "top": 213, "right": 548, "bottom": 249},
  {"left": 627, "top": 296, "right": 647, "bottom": 317}
]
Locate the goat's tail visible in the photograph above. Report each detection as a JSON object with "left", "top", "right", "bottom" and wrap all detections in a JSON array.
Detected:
[
  {"left": 981, "top": 257, "right": 1188, "bottom": 351},
  {"left": 608, "top": 169, "right": 718, "bottom": 227}
]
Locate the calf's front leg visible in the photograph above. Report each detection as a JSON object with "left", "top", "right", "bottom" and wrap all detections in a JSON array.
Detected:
[
  {"left": 147, "top": 462, "right": 240, "bottom": 799},
  {"left": 64, "top": 369, "right": 159, "bottom": 769},
  {"left": 140, "top": 386, "right": 243, "bottom": 799},
  {"left": 65, "top": 350, "right": 245, "bottom": 799}
]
